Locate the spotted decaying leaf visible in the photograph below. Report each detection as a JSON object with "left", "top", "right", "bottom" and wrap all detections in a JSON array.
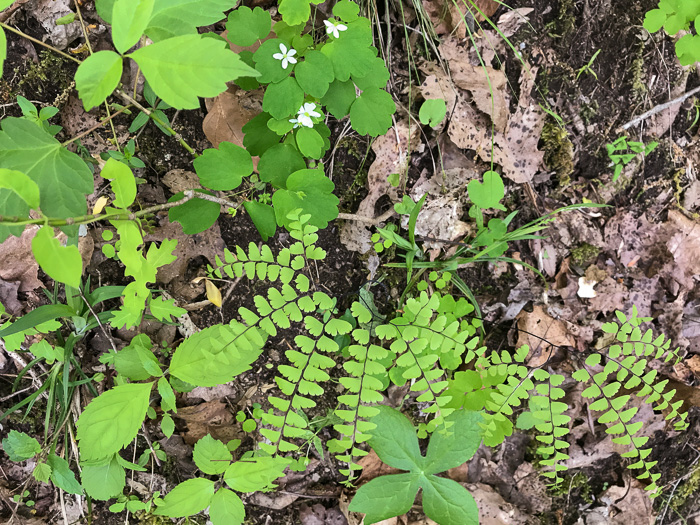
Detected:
[{"left": 421, "top": 0, "right": 501, "bottom": 38}]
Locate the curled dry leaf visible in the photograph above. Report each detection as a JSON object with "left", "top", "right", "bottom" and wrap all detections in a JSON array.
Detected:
[
  {"left": 516, "top": 305, "right": 576, "bottom": 367},
  {"left": 0, "top": 225, "right": 42, "bottom": 292}
]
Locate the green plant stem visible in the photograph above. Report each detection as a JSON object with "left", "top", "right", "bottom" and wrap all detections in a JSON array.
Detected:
[{"left": 0, "top": 22, "right": 81, "bottom": 64}]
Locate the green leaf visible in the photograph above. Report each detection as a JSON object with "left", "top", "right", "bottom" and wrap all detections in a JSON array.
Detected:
[
  {"left": 320, "top": 19, "right": 374, "bottom": 81},
  {"left": 242, "top": 112, "right": 280, "bottom": 157},
  {"left": 367, "top": 406, "right": 422, "bottom": 471},
  {"left": 114, "top": 334, "right": 160, "bottom": 381},
  {"left": 348, "top": 473, "right": 420, "bottom": 524},
  {"left": 76, "top": 382, "right": 153, "bottom": 461},
  {"left": 193, "top": 435, "right": 231, "bottom": 475},
  {"left": 295, "top": 50, "right": 334, "bottom": 98},
  {"left": 421, "top": 475, "right": 479, "bottom": 525},
  {"left": 349, "top": 88, "right": 395, "bottom": 137},
  {"left": 194, "top": 141, "right": 253, "bottom": 191},
  {"left": 31, "top": 226, "right": 82, "bottom": 289},
  {"left": 333, "top": 0, "right": 360, "bottom": 21},
  {"left": 75, "top": 51, "right": 123, "bottom": 111},
  {"left": 129, "top": 35, "right": 259, "bottom": 110},
  {"left": 262, "top": 77, "right": 304, "bottom": 120},
  {"left": 101, "top": 158, "right": 136, "bottom": 208},
  {"left": 47, "top": 454, "right": 82, "bottom": 494},
  {"left": 0, "top": 168, "right": 40, "bottom": 208},
  {"left": 258, "top": 144, "right": 306, "bottom": 188},
  {"left": 33, "top": 462, "right": 52, "bottom": 483},
  {"left": 95, "top": 0, "right": 115, "bottom": 23},
  {"left": 168, "top": 190, "right": 220, "bottom": 234},
  {"left": 112, "top": 0, "right": 155, "bottom": 54},
  {"left": 467, "top": 170, "right": 506, "bottom": 211},
  {"left": 209, "top": 488, "right": 245, "bottom": 525},
  {"left": 81, "top": 456, "right": 126, "bottom": 500},
  {"left": 0, "top": 188, "right": 28, "bottom": 242},
  {"left": 243, "top": 201, "right": 277, "bottom": 241},
  {"left": 154, "top": 478, "right": 215, "bottom": 517},
  {"left": 423, "top": 410, "right": 483, "bottom": 474},
  {"left": 353, "top": 56, "right": 390, "bottom": 91},
  {"left": 145, "top": 0, "right": 232, "bottom": 41},
  {"left": 148, "top": 294, "right": 186, "bottom": 322},
  {"left": 322, "top": 80, "right": 356, "bottom": 119},
  {"left": 295, "top": 127, "right": 324, "bottom": 159},
  {"left": 158, "top": 376, "right": 177, "bottom": 412},
  {"left": 278, "top": 0, "right": 323, "bottom": 26},
  {"left": 2, "top": 430, "right": 41, "bottom": 461},
  {"left": 0, "top": 118, "right": 93, "bottom": 220},
  {"left": 0, "top": 304, "right": 75, "bottom": 338},
  {"left": 419, "top": 99, "right": 447, "bottom": 127},
  {"left": 226, "top": 6, "right": 271, "bottom": 46},
  {"left": 224, "top": 456, "right": 288, "bottom": 492},
  {"left": 272, "top": 169, "right": 339, "bottom": 229},
  {"left": 252, "top": 39, "right": 295, "bottom": 84}
]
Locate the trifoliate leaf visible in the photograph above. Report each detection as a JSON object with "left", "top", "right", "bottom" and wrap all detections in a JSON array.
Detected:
[
  {"left": 242, "top": 112, "right": 280, "bottom": 156},
  {"left": 46, "top": 454, "right": 82, "bottom": 494},
  {"left": 419, "top": 98, "right": 447, "bottom": 127},
  {"left": 367, "top": 406, "right": 423, "bottom": 471},
  {"left": 253, "top": 39, "right": 295, "bottom": 84},
  {"left": 76, "top": 382, "right": 153, "bottom": 461},
  {"left": 467, "top": 170, "right": 506, "bottom": 211},
  {"left": 145, "top": 0, "right": 232, "bottom": 41},
  {"left": 321, "top": 79, "right": 356, "bottom": 119},
  {"left": 320, "top": 18, "right": 374, "bottom": 81},
  {"left": 31, "top": 226, "right": 82, "bottom": 289},
  {"left": 81, "top": 456, "right": 125, "bottom": 501},
  {"left": 0, "top": 169, "right": 40, "bottom": 209},
  {"left": 193, "top": 435, "right": 231, "bottom": 475},
  {"left": 154, "top": 478, "right": 215, "bottom": 517},
  {"left": 101, "top": 158, "right": 136, "bottom": 209},
  {"left": 194, "top": 141, "right": 253, "bottom": 191},
  {"left": 262, "top": 76, "right": 304, "bottom": 119},
  {"left": 272, "top": 20, "right": 304, "bottom": 42},
  {"left": 349, "top": 88, "right": 395, "bottom": 136},
  {"left": 353, "top": 56, "right": 390, "bottom": 90},
  {"left": 2, "top": 430, "right": 41, "bottom": 461},
  {"left": 224, "top": 457, "right": 288, "bottom": 492},
  {"left": 258, "top": 143, "right": 306, "bottom": 189},
  {"left": 243, "top": 201, "right": 277, "bottom": 241},
  {"left": 348, "top": 473, "right": 420, "bottom": 524},
  {"left": 333, "top": 0, "right": 360, "bottom": 22},
  {"left": 226, "top": 6, "right": 271, "bottom": 46},
  {"left": 295, "top": 50, "right": 334, "bottom": 98},
  {"left": 272, "top": 169, "right": 339, "bottom": 229},
  {"left": 130, "top": 35, "right": 260, "bottom": 109},
  {"left": 209, "top": 488, "right": 245, "bottom": 525},
  {"left": 295, "top": 127, "right": 324, "bottom": 159},
  {"left": 421, "top": 475, "right": 479, "bottom": 525},
  {"left": 112, "top": 0, "right": 154, "bottom": 54},
  {"left": 75, "top": 51, "right": 123, "bottom": 111}
]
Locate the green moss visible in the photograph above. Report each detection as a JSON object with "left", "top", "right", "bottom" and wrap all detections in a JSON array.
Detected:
[
  {"left": 670, "top": 464, "right": 700, "bottom": 511},
  {"left": 15, "top": 50, "right": 74, "bottom": 101},
  {"left": 570, "top": 243, "right": 599, "bottom": 267},
  {"left": 542, "top": 118, "right": 574, "bottom": 187},
  {"left": 580, "top": 100, "right": 599, "bottom": 126},
  {"left": 548, "top": 472, "right": 594, "bottom": 503},
  {"left": 545, "top": 0, "right": 576, "bottom": 39}
]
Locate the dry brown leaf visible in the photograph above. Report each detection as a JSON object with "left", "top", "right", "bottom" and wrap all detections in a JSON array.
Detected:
[
  {"left": 357, "top": 449, "right": 402, "bottom": 483},
  {"left": 202, "top": 86, "right": 263, "bottom": 160},
  {"left": 0, "top": 225, "right": 42, "bottom": 292},
  {"left": 0, "top": 277, "right": 22, "bottom": 315},
  {"left": 516, "top": 305, "right": 576, "bottom": 366},
  {"left": 601, "top": 480, "right": 656, "bottom": 524},
  {"left": 664, "top": 210, "right": 700, "bottom": 282},
  {"left": 468, "top": 483, "right": 532, "bottom": 524},
  {"left": 174, "top": 399, "right": 240, "bottom": 444},
  {"left": 162, "top": 169, "right": 202, "bottom": 194},
  {"left": 421, "top": 0, "right": 500, "bottom": 38}
]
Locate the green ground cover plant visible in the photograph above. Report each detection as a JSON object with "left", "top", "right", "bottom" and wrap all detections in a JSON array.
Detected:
[{"left": 0, "top": 0, "right": 694, "bottom": 523}]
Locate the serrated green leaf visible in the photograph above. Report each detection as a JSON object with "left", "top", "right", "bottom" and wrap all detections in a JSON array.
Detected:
[
  {"left": 161, "top": 413, "right": 175, "bottom": 437},
  {"left": 193, "top": 435, "right": 231, "bottom": 475},
  {"left": 112, "top": 0, "right": 154, "bottom": 54},
  {"left": 81, "top": 456, "right": 126, "bottom": 501},
  {"left": 224, "top": 456, "right": 288, "bottom": 492},
  {"left": 148, "top": 294, "right": 186, "bottom": 322},
  {"left": 31, "top": 226, "right": 82, "bottom": 289},
  {"left": 353, "top": 56, "right": 390, "bottom": 91},
  {"left": 643, "top": 9, "right": 667, "bottom": 33},
  {"left": 154, "top": 478, "right": 215, "bottom": 517},
  {"left": 243, "top": 201, "right": 277, "bottom": 241},
  {"left": 0, "top": 168, "right": 40, "bottom": 208},
  {"left": 33, "top": 462, "right": 52, "bottom": 483},
  {"left": 2, "top": 430, "right": 41, "bottom": 461},
  {"left": 158, "top": 376, "right": 177, "bottom": 412},
  {"left": 422, "top": 475, "right": 479, "bottom": 525},
  {"left": 278, "top": 0, "right": 323, "bottom": 26},
  {"left": 145, "top": 0, "right": 232, "bottom": 41},
  {"left": 226, "top": 6, "right": 271, "bottom": 47},
  {"left": 209, "top": 488, "right": 245, "bottom": 525},
  {"left": 130, "top": 35, "right": 259, "bottom": 110},
  {"left": 272, "top": 169, "right": 339, "bottom": 229},
  {"left": 320, "top": 18, "right": 374, "bottom": 81},
  {"left": 348, "top": 473, "right": 419, "bottom": 524},
  {"left": 75, "top": 51, "right": 123, "bottom": 110},
  {"left": 101, "top": 158, "right": 136, "bottom": 208},
  {"left": 47, "top": 454, "right": 82, "bottom": 494},
  {"left": 168, "top": 190, "right": 221, "bottom": 234},
  {"left": 295, "top": 50, "right": 334, "bottom": 98},
  {"left": 467, "top": 170, "right": 506, "bottom": 211},
  {"left": 76, "top": 382, "right": 152, "bottom": 461},
  {"left": 194, "top": 141, "right": 253, "bottom": 191},
  {"left": 349, "top": 87, "right": 395, "bottom": 136},
  {"left": 258, "top": 143, "right": 306, "bottom": 189},
  {"left": 424, "top": 410, "right": 483, "bottom": 474}
]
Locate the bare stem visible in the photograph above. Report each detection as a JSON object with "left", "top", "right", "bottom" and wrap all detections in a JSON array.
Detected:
[{"left": 0, "top": 21, "right": 81, "bottom": 64}]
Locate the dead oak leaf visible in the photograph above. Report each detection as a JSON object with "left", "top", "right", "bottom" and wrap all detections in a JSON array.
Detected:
[{"left": 516, "top": 305, "right": 576, "bottom": 366}]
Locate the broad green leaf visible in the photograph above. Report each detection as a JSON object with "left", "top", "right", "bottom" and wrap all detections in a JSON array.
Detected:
[
  {"left": 258, "top": 144, "right": 305, "bottom": 189},
  {"left": 0, "top": 118, "right": 93, "bottom": 220},
  {"left": 333, "top": 0, "right": 360, "bottom": 21},
  {"left": 129, "top": 35, "right": 259, "bottom": 110},
  {"left": 0, "top": 169, "right": 40, "bottom": 208},
  {"left": 101, "top": 158, "right": 136, "bottom": 208},
  {"left": 76, "top": 382, "right": 153, "bottom": 461},
  {"left": 0, "top": 27, "right": 6, "bottom": 82},
  {"left": 295, "top": 127, "right": 323, "bottom": 159},
  {"left": 320, "top": 19, "right": 374, "bottom": 81},
  {"left": 81, "top": 456, "right": 126, "bottom": 500},
  {"left": 349, "top": 88, "right": 395, "bottom": 137},
  {"left": 643, "top": 9, "right": 667, "bottom": 33},
  {"left": 114, "top": 334, "right": 160, "bottom": 381},
  {"left": 226, "top": 6, "right": 271, "bottom": 46},
  {"left": 423, "top": 411, "right": 483, "bottom": 474},
  {"left": 193, "top": 435, "right": 231, "bottom": 475},
  {"left": 95, "top": 0, "right": 115, "bottom": 23},
  {"left": 278, "top": 0, "right": 323, "bottom": 26},
  {"left": 353, "top": 56, "right": 390, "bottom": 91},
  {"left": 194, "top": 141, "right": 253, "bottom": 191},
  {"left": 243, "top": 201, "right": 277, "bottom": 241},
  {"left": 224, "top": 456, "right": 288, "bottom": 492},
  {"left": 75, "top": 51, "right": 123, "bottom": 111},
  {"left": 47, "top": 454, "right": 82, "bottom": 494},
  {"left": 154, "top": 478, "right": 215, "bottom": 517},
  {"left": 145, "top": 0, "right": 232, "bottom": 41},
  {"left": 32, "top": 226, "right": 82, "bottom": 289},
  {"left": 112, "top": 0, "right": 155, "bottom": 54},
  {"left": 348, "top": 473, "right": 420, "bottom": 524},
  {"left": 209, "top": 488, "right": 245, "bottom": 525},
  {"left": 2, "top": 430, "right": 41, "bottom": 461},
  {"left": 295, "top": 50, "right": 334, "bottom": 98},
  {"left": 170, "top": 321, "right": 266, "bottom": 386},
  {"left": 33, "top": 462, "right": 52, "bottom": 483},
  {"left": 421, "top": 475, "right": 479, "bottom": 525},
  {"left": 262, "top": 76, "right": 304, "bottom": 119},
  {"left": 272, "top": 169, "right": 339, "bottom": 229},
  {"left": 168, "top": 191, "right": 220, "bottom": 234},
  {"left": 0, "top": 189, "right": 28, "bottom": 242},
  {"left": 419, "top": 99, "right": 447, "bottom": 128},
  {"left": 321, "top": 79, "right": 356, "bottom": 119},
  {"left": 242, "top": 112, "right": 280, "bottom": 156},
  {"left": 467, "top": 170, "right": 506, "bottom": 211},
  {"left": 161, "top": 413, "right": 175, "bottom": 438},
  {"left": 252, "top": 39, "right": 295, "bottom": 84},
  {"left": 367, "top": 406, "right": 422, "bottom": 471}
]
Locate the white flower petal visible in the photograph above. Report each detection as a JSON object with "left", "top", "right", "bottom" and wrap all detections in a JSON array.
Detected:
[
  {"left": 298, "top": 115, "right": 314, "bottom": 128},
  {"left": 273, "top": 53, "right": 284, "bottom": 60},
  {"left": 337, "top": 23, "right": 347, "bottom": 31},
  {"left": 281, "top": 58, "right": 289, "bottom": 69},
  {"left": 279, "top": 43, "right": 288, "bottom": 54},
  {"left": 309, "top": 110, "right": 321, "bottom": 118},
  {"left": 287, "top": 48, "right": 297, "bottom": 57},
  {"left": 324, "top": 20, "right": 333, "bottom": 28},
  {"left": 287, "top": 56, "right": 297, "bottom": 65},
  {"left": 331, "top": 28, "right": 340, "bottom": 38}
]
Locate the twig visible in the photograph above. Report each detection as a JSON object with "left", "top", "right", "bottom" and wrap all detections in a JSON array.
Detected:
[
  {"left": 0, "top": 22, "right": 81, "bottom": 64},
  {"left": 77, "top": 288, "right": 119, "bottom": 354},
  {"left": 618, "top": 85, "right": 700, "bottom": 132},
  {"left": 336, "top": 208, "right": 396, "bottom": 225},
  {"left": 62, "top": 104, "right": 132, "bottom": 146}
]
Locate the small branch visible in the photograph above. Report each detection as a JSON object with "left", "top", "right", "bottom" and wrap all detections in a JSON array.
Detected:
[
  {"left": 77, "top": 288, "right": 119, "bottom": 354},
  {"left": 618, "top": 85, "right": 700, "bottom": 132},
  {"left": 62, "top": 104, "right": 132, "bottom": 146},
  {"left": 0, "top": 22, "right": 81, "bottom": 64},
  {"left": 336, "top": 208, "right": 396, "bottom": 225}
]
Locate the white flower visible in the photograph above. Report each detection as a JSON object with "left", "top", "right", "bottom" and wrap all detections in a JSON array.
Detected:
[
  {"left": 324, "top": 19, "right": 347, "bottom": 39},
  {"left": 296, "top": 103, "right": 321, "bottom": 128},
  {"left": 272, "top": 43, "right": 297, "bottom": 69},
  {"left": 289, "top": 118, "right": 300, "bottom": 129}
]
